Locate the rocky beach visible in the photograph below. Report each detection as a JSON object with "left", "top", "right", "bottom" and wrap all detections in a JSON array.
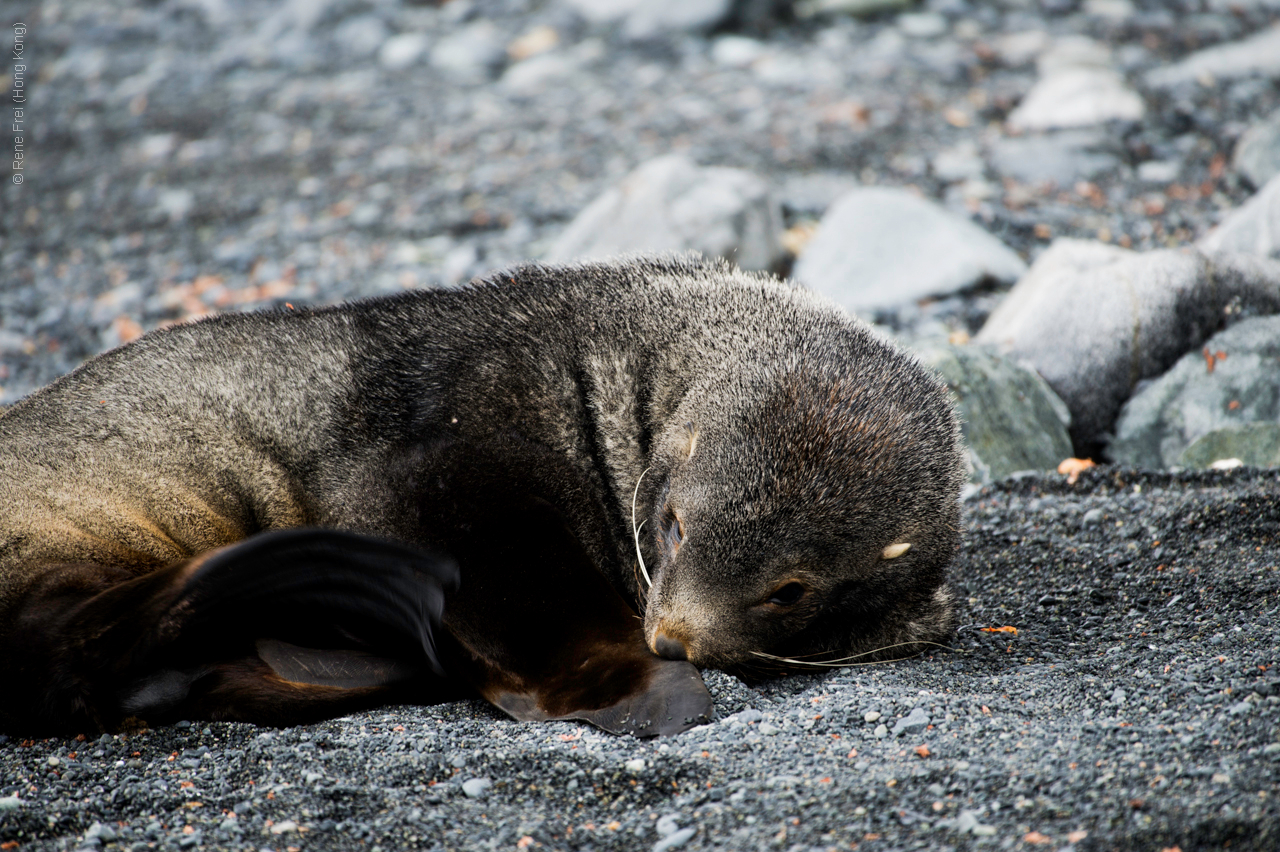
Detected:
[{"left": 2, "top": 0, "right": 1280, "bottom": 850}]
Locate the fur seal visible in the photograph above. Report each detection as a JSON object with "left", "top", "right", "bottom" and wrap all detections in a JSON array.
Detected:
[{"left": 0, "top": 255, "right": 965, "bottom": 736}]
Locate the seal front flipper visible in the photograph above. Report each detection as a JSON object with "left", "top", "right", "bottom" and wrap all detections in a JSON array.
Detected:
[
  {"left": 0, "top": 529, "right": 458, "bottom": 734},
  {"left": 434, "top": 491, "right": 713, "bottom": 738}
]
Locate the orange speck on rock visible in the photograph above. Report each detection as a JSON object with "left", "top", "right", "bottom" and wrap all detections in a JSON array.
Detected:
[
  {"left": 1024, "top": 831, "right": 1052, "bottom": 844},
  {"left": 914, "top": 745, "right": 931, "bottom": 758},
  {"left": 981, "top": 625, "right": 1019, "bottom": 635}
]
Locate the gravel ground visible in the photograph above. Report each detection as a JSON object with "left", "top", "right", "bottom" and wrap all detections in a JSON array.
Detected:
[
  {"left": 2, "top": 469, "right": 1278, "bottom": 851},
  {"left": 4, "top": 1, "right": 1280, "bottom": 850}
]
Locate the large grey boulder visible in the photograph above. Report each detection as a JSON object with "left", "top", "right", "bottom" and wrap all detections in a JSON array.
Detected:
[
  {"left": 792, "top": 187, "right": 1026, "bottom": 316},
  {"left": 916, "top": 344, "right": 1073, "bottom": 484},
  {"left": 975, "top": 239, "right": 1280, "bottom": 455},
  {"left": 1110, "top": 316, "right": 1280, "bottom": 469},
  {"left": 544, "top": 155, "right": 783, "bottom": 272},
  {"left": 1198, "top": 174, "right": 1280, "bottom": 259}
]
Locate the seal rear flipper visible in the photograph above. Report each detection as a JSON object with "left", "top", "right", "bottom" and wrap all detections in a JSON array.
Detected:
[
  {"left": 121, "top": 654, "right": 439, "bottom": 728},
  {"left": 0, "top": 529, "right": 458, "bottom": 734}
]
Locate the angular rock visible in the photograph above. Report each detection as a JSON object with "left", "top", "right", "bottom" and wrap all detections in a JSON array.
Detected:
[
  {"left": 891, "top": 707, "right": 930, "bottom": 737},
  {"left": 1233, "top": 108, "right": 1280, "bottom": 190},
  {"left": 976, "top": 240, "right": 1280, "bottom": 456},
  {"left": 1007, "top": 38, "right": 1142, "bottom": 132},
  {"left": 917, "top": 343, "right": 1073, "bottom": 483},
  {"left": 1110, "top": 316, "right": 1280, "bottom": 468},
  {"left": 544, "top": 155, "right": 783, "bottom": 272},
  {"left": 1198, "top": 174, "right": 1280, "bottom": 259},
  {"left": 1146, "top": 24, "right": 1280, "bottom": 88},
  {"left": 793, "top": 188, "right": 1026, "bottom": 315}
]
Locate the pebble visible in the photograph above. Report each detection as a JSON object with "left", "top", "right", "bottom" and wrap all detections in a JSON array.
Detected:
[
  {"left": 462, "top": 777, "right": 492, "bottom": 799},
  {"left": 269, "top": 820, "right": 298, "bottom": 835},
  {"left": 378, "top": 32, "right": 429, "bottom": 71},
  {"left": 738, "top": 708, "right": 764, "bottom": 724},
  {"left": 655, "top": 814, "right": 681, "bottom": 836},
  {"left": 898, "top": 12, "right": 947, "bottom": 39},
  {"left": 625, "top": 758, "right": 647, "bottom": 773},
  {"left": 891, "top": 707, "right": 930, "bottom": 737},
  {"left": 863, "top": 711, "right": 881, "bottom": 723},
  {"left": 653, "top": 826, "right": 697, "bottom": 852}
]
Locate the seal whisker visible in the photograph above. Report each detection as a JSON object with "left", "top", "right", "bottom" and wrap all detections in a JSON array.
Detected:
[
  {"left": 750, "top": 640, "right": 954, "bottom": 668},
  {"left": 631, "top": 466, "right": 653, "bottom": 589}
]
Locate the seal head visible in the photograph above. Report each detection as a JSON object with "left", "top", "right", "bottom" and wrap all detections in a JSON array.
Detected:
[{"left": 640, "top": 325, "right": 965, "bottom": 673}]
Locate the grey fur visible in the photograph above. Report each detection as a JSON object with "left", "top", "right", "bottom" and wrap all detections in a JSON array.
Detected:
[{"left": 0, "top": 255, "right": 965, "bottom": 673}]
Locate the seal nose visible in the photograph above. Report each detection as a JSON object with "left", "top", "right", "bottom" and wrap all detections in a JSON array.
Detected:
[{"left": 653, "top": 632, "right": 688, "bottom": 661}]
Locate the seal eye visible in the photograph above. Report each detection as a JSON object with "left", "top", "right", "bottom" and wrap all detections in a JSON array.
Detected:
[
  {"left": 767, "top": 582, "right": 805, "bottom": 607},
  {"left": 662, "top": 511, "right": 684, "bottom": 554}
]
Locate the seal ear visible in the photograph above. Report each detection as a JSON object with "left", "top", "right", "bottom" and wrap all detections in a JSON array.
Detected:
[
  {"left": 0, "top": 529, "right": 458, "bottom": 733},
  {"left": 681, "top": 421, "right": 699, "bottom": 460}
]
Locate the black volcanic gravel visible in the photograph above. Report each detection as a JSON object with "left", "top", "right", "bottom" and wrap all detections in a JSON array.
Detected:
[{"left": 2, "top": 469, "right": 1278, "bottom": 851}]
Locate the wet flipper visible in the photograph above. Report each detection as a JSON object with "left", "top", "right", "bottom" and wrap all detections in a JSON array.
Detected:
[{"left": 1, "top": 529, "right": 457, "bottom": 733}]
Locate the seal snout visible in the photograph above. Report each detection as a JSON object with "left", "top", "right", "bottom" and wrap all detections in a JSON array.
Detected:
[{"left": 652, "top": 631, "right": 689, "bottom": 661}]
